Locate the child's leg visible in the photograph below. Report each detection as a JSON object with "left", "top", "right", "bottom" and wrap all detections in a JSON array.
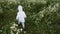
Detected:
[
  {"left": 21, "top": 22, "right": 25, "bottom": 29},
  {"left": 21, "top": 22, "right": 26, "bottom": 33},
  {"left": 18, "top": 21, "right": 21, "bottom": 28}
]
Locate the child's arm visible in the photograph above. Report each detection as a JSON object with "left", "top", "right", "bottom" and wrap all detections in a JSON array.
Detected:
[
  {"left": 16, "top": 13, "right": 19, "bottom": 20},
  {"left": 23, "top": 11, "right": 27, "bottom": 18}
]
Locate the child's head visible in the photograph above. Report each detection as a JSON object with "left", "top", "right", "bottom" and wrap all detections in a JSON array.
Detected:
[{"left": 18, "top": 5, "right": 23, "bottom": 11}]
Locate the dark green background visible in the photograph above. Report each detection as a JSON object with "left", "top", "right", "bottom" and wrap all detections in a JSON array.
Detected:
[{"left": 0, "top": 0, "right": 60, "bottom": 34}]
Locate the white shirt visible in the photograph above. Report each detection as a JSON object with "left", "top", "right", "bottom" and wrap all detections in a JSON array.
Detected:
[{"left": 16, "top": 5, "right": 27, "bottom": 22}]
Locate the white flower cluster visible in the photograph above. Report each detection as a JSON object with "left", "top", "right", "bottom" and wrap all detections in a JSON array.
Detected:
[
  {"left": 10, "top": 23, "right": 24, "bottom": 34},
  {"left": 10, "top": 23, "right": 18, "bottom": 34}
]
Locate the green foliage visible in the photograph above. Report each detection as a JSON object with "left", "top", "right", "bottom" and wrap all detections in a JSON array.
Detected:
[{"left": 0, "top": 0, "right": 60, "bottom": 34}]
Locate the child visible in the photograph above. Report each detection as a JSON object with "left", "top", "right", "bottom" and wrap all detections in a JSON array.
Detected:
[{"left": 16, "top": 5, "right": 27, "bottom": 31}]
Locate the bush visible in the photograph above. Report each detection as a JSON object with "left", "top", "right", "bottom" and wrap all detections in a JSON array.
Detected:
[{"left": 0, "top": 0, "right": 60, "bottom": 34}]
